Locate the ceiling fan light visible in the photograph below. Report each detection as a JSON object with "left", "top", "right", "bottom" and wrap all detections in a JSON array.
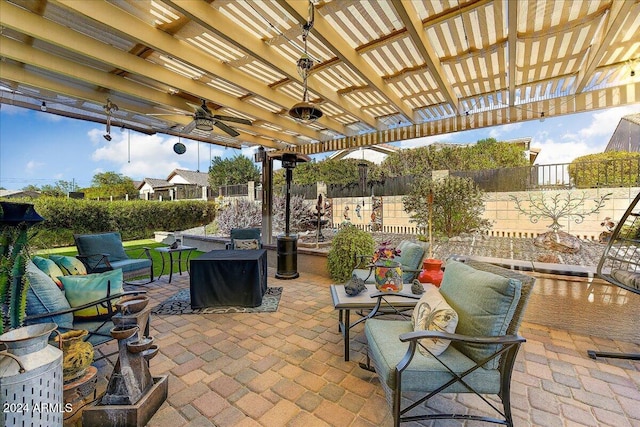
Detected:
[
  {"left": 289, "top": 101, "right": 323, "bottom": 123},
  {"left": 195, "top": 117, "right": 213, "bottom": 131}
]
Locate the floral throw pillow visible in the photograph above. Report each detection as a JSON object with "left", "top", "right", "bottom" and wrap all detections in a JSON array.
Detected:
[{"left": 411, "top": 286, "right": 458, "bottom": 356}]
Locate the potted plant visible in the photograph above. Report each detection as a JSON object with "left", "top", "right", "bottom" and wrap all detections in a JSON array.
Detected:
[
  {"left": 0, "top": 202, "right": 45, "bottom": 334},
  {"left": 372, "top": 240, "right": 403, "bottom": 292}
]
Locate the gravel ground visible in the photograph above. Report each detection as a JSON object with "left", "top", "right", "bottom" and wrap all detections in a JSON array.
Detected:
[{"left": 183, "top": 226, "right": 606, "bottom": 268}]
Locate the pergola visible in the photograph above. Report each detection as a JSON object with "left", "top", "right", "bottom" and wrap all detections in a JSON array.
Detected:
[{"left": 1, "top": 0, "right": 639, "bottom": 156}]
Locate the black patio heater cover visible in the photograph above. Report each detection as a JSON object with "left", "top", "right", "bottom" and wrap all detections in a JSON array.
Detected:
[{"left": 276, "top": 153, "right": 301, "bottom": 279}]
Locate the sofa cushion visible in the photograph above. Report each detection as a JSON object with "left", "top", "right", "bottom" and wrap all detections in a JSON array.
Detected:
[
  {"left": 75, "top": 232, "right": 128, "bottom": 265},
  {"left": 49, "top": 255, "right": 87, "bottom": 276},
  {"left": 439, "top": 260, "right": 522, "bottom": 369},
  {"left": 31, "top": 256, "right": 65, "bottom": 289},
  {"left": 60, "top": 269, "right": 123, "bottom": 319},
  {"left": 365, "top": 318, "right": 501, "bottom": 393},
  {"left": 411, "top": 286, "right": 458, "bottom": 356},
  {"left": 24, "top": 260, "right": 74, "bottom": 329}
]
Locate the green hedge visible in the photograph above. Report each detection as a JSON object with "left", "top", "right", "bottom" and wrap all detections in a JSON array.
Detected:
[{"left": 4, "top": 197, "right": 217, "bottom": 249}]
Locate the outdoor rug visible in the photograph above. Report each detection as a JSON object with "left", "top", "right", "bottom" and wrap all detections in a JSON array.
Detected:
[{"left": 151, "top": 287, "right": 283, "bottom": 315}]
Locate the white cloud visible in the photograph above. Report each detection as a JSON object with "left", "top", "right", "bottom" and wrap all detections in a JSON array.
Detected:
[
  {"left": 488, "top": 122, "right": 523, "bottom": 138},
  {"left": 25, "top": 160, "right": 44, "bottom": 174},
  {"left": 89, "top": 129, "right": 228, "bottom": 180},
  {"left": 532, "top": 136, "right": 597, "bottom": 165},
  {"left": 579, "top": 105, "right": 640, "bottom": 139}
]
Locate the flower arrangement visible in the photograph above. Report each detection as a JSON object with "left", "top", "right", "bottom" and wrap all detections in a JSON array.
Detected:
[{"left": 372, "top": 240, "right": 401, "bottom": 263}]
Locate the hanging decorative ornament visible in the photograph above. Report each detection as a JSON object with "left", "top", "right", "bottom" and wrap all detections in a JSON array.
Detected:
[
  {"left": 173, "top": 142, "right": 186, "bottom": 155},
  {"left": 288, "top": 0, "right": 323, "bottom": 123}
]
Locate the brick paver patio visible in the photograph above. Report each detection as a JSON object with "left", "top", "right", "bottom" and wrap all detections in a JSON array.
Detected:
[{"left": 89, "top": 269, "right": 639, "bottom": 427}]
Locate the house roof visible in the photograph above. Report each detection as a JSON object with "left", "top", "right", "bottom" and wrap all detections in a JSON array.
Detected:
[
  {"left": 1, "top": 1, "right": 638, "bottom": 156},
  {"left": 167, "top": 169, "right": 210, "bottom": 186},
  {"left": 138, "top": 178, "right": 172, "bottom": 190}
]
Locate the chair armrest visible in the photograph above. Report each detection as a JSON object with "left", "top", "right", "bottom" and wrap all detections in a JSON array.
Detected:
[
  {"left": 76, "top": 253, "right": 112, "bottom": 272},
  {"left": 25, "top": 290, "right": 146, "bottom": 321},
  {"left": 399, "top": 330, "right": 525, "bottom": 346},
  {"left": 124, "top": 247, "right": 153, "bottom": 260}
]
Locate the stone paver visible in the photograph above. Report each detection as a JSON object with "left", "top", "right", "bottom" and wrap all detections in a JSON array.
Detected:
[{"left": 88, "top": 268, "right": 639, "bottom": 427}]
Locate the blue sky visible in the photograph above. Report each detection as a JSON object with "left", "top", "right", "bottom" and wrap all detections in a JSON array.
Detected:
[{"left": 1, "top": 102, "right": 639, "bottom": 191}]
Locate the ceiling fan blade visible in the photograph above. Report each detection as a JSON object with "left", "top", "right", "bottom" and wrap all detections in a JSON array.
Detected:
[
  {"left": 213, "top": 120, "right": 240, "bottom": 137},
  {"left": 212, "top": 115, "right": 252, "bottom": 125},
  {"left": 182, "top": 120, "right": 197, "bottom": 133}
]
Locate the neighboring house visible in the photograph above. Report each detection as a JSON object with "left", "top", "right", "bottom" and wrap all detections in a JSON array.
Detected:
[
  {"left": 0, "top": 189, "right": 41, "bottom": 199},
  {"left": 137, "top": 169, "right": 213, "bottom": 201},
  {"left": 604, "top": 113, "right": 640, "bottom": 153}
]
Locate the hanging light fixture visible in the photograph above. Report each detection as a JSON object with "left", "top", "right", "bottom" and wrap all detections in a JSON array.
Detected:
[
  {"left": 289, "top": 1, "right": 323, "bottom": 123},
  {"left": 195, "top": 113, "right": 213, "bottom": 131}
]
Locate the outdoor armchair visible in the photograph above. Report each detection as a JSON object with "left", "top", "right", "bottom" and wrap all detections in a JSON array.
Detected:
[
  {"left": 225, "top": 227, "right": 262, "bottom": 250},
  {"left": 74, "top": 232, "right": 154, "bottom": 285},
  {"left": 361, "top": 259, "right": 535, "bottom": 427}
]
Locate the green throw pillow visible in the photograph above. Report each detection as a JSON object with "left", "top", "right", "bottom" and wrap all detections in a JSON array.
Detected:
[
  {"left": 31, "top": 256, "right": 65, "bottom": 289},
  {"left": 24, "top": 260, "right": 74, "bottom": 329},
  {"left": 60, "top": 269, "right": 123, "bottom": 319},
  {"left": 50, "top": 255, "right": 87, "bottom": 276},
  {"left": 439, "top": 260, "right": 522, "bottom": 369}
]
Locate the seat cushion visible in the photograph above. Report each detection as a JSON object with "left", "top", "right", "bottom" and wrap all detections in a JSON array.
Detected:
[
  {"left": 365, "top": 318, "right": 501, "bottom": 393},
  {"left": 24, "top": 260, "right": 74, "bottom": 329},
  {"left": 60, "top": 269, "right": 123, "bottom": 319},
  {"left": 31, "top": 256, "right": 65, "bottom": 289},
  {"left": 75, "top": 232, "right": 129, "bottom": 264},
  {"left": 439, "top": 260, "right": 522, "bottom": 369},
  {"left": 411, "top": 286, "right": 458, "bottom": 356},
  {"left": 49, "top": 255, "right": 87, "bottom": 276},
  {"left": 109, "top": 258, "right": 152, "bottom": 274},
  {"left": 395, "top": 241, "right": 425, "bottom": 282}
]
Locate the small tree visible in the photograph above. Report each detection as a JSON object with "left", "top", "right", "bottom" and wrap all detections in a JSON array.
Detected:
[
  {"left": 209, "top": 155, "right": 260, "bottom": 188},
  {"left": 403, "top": 176, "right": 489, "bottom": 238}
]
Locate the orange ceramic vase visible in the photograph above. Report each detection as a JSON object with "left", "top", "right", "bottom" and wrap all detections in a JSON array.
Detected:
[{"left": 417, "top": 258, "right": 444, "bottom": 287}]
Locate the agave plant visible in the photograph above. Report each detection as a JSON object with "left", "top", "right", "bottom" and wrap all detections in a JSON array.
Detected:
[{"left": 0, "top": 202, "right": 44, "bottom": 334}]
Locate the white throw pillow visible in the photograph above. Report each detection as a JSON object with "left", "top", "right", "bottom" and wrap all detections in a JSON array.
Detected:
[{"left": 411, "top": 286, "right": 459, "bottom": 356}]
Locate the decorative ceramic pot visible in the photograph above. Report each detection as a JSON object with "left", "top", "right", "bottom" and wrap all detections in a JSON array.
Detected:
[
  {"left": 55, "top": 329, "right": 94, "bottom": 383},
  {"left": 417, "top": 258, "right": 444, "bottom": 287},
  {"left": 374, "top": 260, "right": 403, "bottom": 292}
]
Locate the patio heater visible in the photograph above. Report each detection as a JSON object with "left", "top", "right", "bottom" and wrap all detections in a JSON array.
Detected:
[{"left": 276, "top": 153, "right": 306, "bottom": 279}]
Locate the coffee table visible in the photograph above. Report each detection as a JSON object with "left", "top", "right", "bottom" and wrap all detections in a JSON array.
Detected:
[
  {"left": 154, "top": 245, "right": 196, "bottom": 283},
  {"left": 330, "top": 284, "right": 427, "bottom": 361}
]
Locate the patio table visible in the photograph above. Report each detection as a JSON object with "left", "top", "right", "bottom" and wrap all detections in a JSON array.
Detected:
[
  {"left": 154, "top": 245, "right": 196, "bottom": 283},
  {"left": 330, "top": 284, "right": 427, "bottom": 361}
]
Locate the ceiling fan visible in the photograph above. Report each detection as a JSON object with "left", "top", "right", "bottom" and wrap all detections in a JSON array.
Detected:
[{"left": 180, "top": 99, "right": 251, "bottom": 137}]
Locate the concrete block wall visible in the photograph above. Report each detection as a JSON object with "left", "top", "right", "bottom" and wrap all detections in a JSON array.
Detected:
[{"left": 331, "top": 187, "right": 640, "bottom": 240}]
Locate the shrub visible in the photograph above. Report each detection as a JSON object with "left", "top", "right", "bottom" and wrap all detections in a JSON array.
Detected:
[
  {"left": 215, "top": 199, "right": 262, "bottom": 235},
  {"left": 569, "top": 152, "right": 640, "bottom": 188},
  {"left": 327, "top": 225, "right": 375, "bottom": 283},
  {"left": 403, "top": 175, "right": 489, "bottom": 237}
]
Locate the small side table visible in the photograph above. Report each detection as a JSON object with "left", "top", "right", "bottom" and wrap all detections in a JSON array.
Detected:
[{"left": 155, "top": 245, "right": 195, "bottom": 283}]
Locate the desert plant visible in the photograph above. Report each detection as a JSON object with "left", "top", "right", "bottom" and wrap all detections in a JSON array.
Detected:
[
  {"left": 0, "top": 202, "right": 44, "bottom": 334},
  {"left": 327, "top": 225, "right": 375, "bottom": 283}
]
